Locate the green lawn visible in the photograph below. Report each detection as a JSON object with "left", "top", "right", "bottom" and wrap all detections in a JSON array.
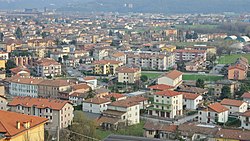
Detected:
[
  {"left": 217, "top": 54, "right": 250, "bottom": 64},
  {"left": 175, "top": 24, "right": 218, "bottom": 30},
  {"left": 96, "top": 120, "right": 145, "bottom": 140},
  {"left": 183, "top": 74, "right": 224, "bottom": 81},
  {"left": 141, "top": 72, "right": 162, "bottom": 79}
]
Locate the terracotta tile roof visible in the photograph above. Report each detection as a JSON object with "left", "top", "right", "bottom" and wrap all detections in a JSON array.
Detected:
[
  {"left": 241, "top": 110, "right": 250, "bottom": 117},
  {"left": 0, "top": 110, "right": 48, "bottom": 137},
  {"left": 155, "top": 90, "right": 182, "bottom": 97},
  {"left": 8, "top": 97, "right": 71, "bottom": 110},
  {"left": 103, "top": 93, "right": 126, "bottom": 99},
  {"left": 174, "top": 49, "right": 206, "bottom": 53},
  {"left": 182, "top": 92, "right": 201, "bottom": 100},
  {"left": 215, "top": 129, "right": 250, "bottom": 140},
  {"left": 103, "top": 109, "right": 126, "bottom": 116},
  {"left": 116, "top": 67, "right": 140, "bottom": 73},
  {"left": 83, "top": 76, "right": 96, "bottom": 81},
  {"left": 127, "top": 96, "right": 148, "bottom": 103},
  {"left": 178, "top": 123, "right": 218, "bottom": 136},
  {"left": 7, "top": 76, "right": 44, "bottom": 85},
  {"left": 112, "top": 52, "right": 125, "bottom": 58},
  {"left": 228, "top": 64, "right": 247, "bottom": 71},
  {"left": 208, "top": 102, "right": 228, "bottom": 113},
  {"left": 84, "top": 97, "right": 111, "bottom": 104},
  {"left": 109, "top": 99, "right": 139, "bottom": 108},
  {"left": 38, "top": 79, "right": 76, "bottom": 87},
  {"left": 221, "top": 98, "right": 245, "bottom": 107},
  {"left": 148, "top": 84, "right": 174, "bottom": 91},
  {"left": 36, "top": 58, "right": 60, "bottom": 66},
  {"left": 93, "top": 60, "right": 122, "bottom": 65},
  {"left": 10, "top": 66, "right": 30, "bottom": 74},
  {"left": 165, "top": 70, "right": 182, "bottom": 80},
  {"left": 72, "top": 83, "right": 91, "bottom": 91},
  {"left": 143, "top": 121, "right": 177, "bottom": 133},
  {"left": 241, "top": 92, "right": 250, "bottom": 99},
  {"left": 69, "top": 92, "right": 88, "bottom": 98}
]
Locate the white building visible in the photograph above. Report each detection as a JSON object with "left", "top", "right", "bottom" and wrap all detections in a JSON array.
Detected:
[
  {"left": 241, "top": 92, "right": 250, "bottom": 107},
  {"left": 157, "top": 70, "right": 183, "bottom": 88},
  {"left": 35, "top": 58, "right": 61, "bottom": 77},
  {"left": 240, "top": 110, "right": 250, "bottom": 130},
  {"left": 0, "top": 95, "right": 8, "bottom": 110},
  {"left": 183, "top": 93, "right": 203, "bottom": 110},
  {"left": 81, "top": 76, "right": 98, "bottom": 89},
  {"left": 173, "top": 49, "right": 206, "bottom": 62},
  {"left": 0, "top": 52, "right": 9, "bottom": 60},
  {"left": 199, "top": 102, "right": 229, "bottom": 124},
  {"left": 148, "top": 90, "right": 183, "bottom": 118},
  {"left": 117, "top": 67, "right": 141, "bottom": 84},
  {"left": 221, "top": 99, "right": 248, "bottom": 114},
  {"left": 82, "top": 97, "right": 111, "bottom": 114}
]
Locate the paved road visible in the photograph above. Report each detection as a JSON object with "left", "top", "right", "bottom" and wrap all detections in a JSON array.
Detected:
[{"left": 209, "top": 64, "right": 225, "bottom": 74}]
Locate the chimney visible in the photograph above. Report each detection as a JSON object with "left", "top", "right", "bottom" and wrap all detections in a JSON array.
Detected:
[
  {"left": 23, "top": 121, "right": 30, "bottom": 129},
  {"left": 16, "top": 121, "right": 20, "bottom": 129}
]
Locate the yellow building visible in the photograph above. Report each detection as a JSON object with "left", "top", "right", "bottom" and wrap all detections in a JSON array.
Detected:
[
  {"left": 0, "top": 60, "right": 6, "bottom": 69},
  {"left": 117, "top": 67, "right": 141, "bottom": 83},
  {"left": 160, "top": 45, "right": 176, "bottom": 52},
  {"left": 0, "top": 110, "right": 48, "bottom": 141},
  {"left": 94, "top": 60, "right": 123, "bottom": 75}
]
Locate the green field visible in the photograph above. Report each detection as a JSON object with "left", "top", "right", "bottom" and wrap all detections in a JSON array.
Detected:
[
  {"left": 141, "top": 72, "right": 162, "bottom": 79},
  {"left": 183, "top": 74, "right": 224, "bottom": 81},
  {"left": 175, "top": 24, "right": 218, "bottom": 30},
  {"left": 217, "top": 54, "right": 250, "bottom": 64}
]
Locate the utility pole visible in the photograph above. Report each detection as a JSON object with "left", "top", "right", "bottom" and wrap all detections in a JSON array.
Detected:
[{"left": 57, "top": 126, "right": 60, "bottom": 141}]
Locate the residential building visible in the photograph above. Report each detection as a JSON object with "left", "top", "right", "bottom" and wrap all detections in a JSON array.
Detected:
[
  {"left": 82, "top": 76, "right": 97, "bottom": 89},
  {"left": 0, "top": 52, "right": 9, "bottom": 60},
  {"left": 185, "top": 57, "right": 206, "bottom": 72},
  {"left": 185, "top": 45, "right": 217, "bottom": 54},
  {"left": 148, "top": 84, "right": 175, "bottom": 92},
  {"left": 127, "top": 96, "right": 149, "bottom": 109},
  {"left": 126, "top": 51, "right": 175, "bottom": 70},
  {"left": 157, "top": 70, "right": 183, "bottom": 88},
  {"left": 214, "top": 79, "right": 239, "bottom": 97},
  {"left": 110, "top": 52, "right": 126, "bottom": 64},
  {"left": 220, "top": 98, "right": 248, "bottom": 114},
  {"left": 173, "top": 49, "right": 206, "bottom": 62},
  {"left": 240, "top": 110, "right": 250, "bottom": 130},
  {"left": 199, "top": 102, "right": 229, "bottom": 124},
  {"left": 34, "top": 58, "right": 61, "bottom": 77},
  {"left": 241, "top": 92, "right": 250, "bottom": 107},
  {"left": 0, "top": 60, "right": 6, "bottom": 69},
  {"left": 117, "top": 67, "right": 141, "bottom": 84},
  {"left": 0, "top": 95, "right": 7, "bottom": 110},
  {"left": 213, "top": 128, "right": 250, "bottom": 141},
  {"left": 93, "top": 60, "right": 123, "bottom": 75},
  {"left": 68, "top": 92, "right": 88, "bottom": 106},
  {"left": 9, "top": 66, "right": 30, "bottom": 76},
  {"left": 148, "top": 90, "right": 183, "bottom": 118},
  {"left": 160, "top": 45, "right": 176, "bottom": 52},
  {"left": 0, "top": 110, "right": 48, "bottom": 141},
  {"left": 103, "top": 93, "right": 127, "bottom": 101},
  {"left": 182, "top": 92, "right": 203, "bottom": 110},
  {"left": 93, "top": 48, "right": 109, "bottom": 61},
  {"left": 27, "top": 39, "right": 54, "bottom": 47},
  {"left": 228, "top": 57, "right": 248, "bottom": 80},
  {"left": 8, "top": 97, "right": 74, "bottom": 129},
  {"left": 178, "top": 85, "right": 208, "bottom": 95},
  {"left": 82, "top": 97, "right": 111, "bottom": 114}
]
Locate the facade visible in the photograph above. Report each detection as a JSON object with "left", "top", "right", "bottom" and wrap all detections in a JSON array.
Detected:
[
  {"left": 0, "top": 110, "right": 48, "bottom": 141},
  {"left": 8, "top": 97, "right": 74, "bottom": 130},
  {"left": 214, "top": 79, "right": 238, "bottom": 97},
  {"left": 185, "top": 57, "right": 206, "bottom": 72},
  {"left": 34, "top": 58, "right": 61, "bottom": 77},
  {"left": 228, "top": 57, "right": 248, "bottom": 80},
  {"left": 240, "top": 110, "right": 250, "bottom": 130},
  {"left": 0, "top": 95, "right": 8, "bottom": 110},
  {"left": 117, "top": 67, "right": 141, "bottom": 84},
  {"left": 199, "top": 102, "right": 229, "bottom": 124},
  {"left": 182, "top": 93, "right": 203, "bottom": 110},
  {"left": 160, "top": 45, "right": 176, "bottom": 52},
  {"left": 110, "top": 52, "right": 126, "bottom": 64},
  {"left": 126, "top": 52, "right": 175, "bottom": 70},
  {"left": 173, "top": 49, "right": 206, "bottom": 62},
  {"left": 241, "top": 92, "right": 250, "bottom": 107},
  {"left": 185, "top": 45, "right": 216, "bottom": 54},
  {"left": 93, "top": 60, "right": 123, "bottom": 75},
  {"left": 148, "top": 90, "right": 183, "bottom": 118},
  {"left": 220, "top": 98, "right": 248, "bottom": 114},
  {"left": 157, "top": 70, "right": 183, "bottom": 88},
  {"left": 82, "top": 97, "right": 111, "bottom": 114}
]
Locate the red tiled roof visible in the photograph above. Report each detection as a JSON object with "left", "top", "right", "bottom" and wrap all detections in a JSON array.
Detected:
[
  {"left": 116, "top": 67, "right": 140, "bottom": 73},
  {"left": 83, "top": 76, "right": 96, "bottom": 80},
  {"left": 165, "top": 70, "right": 182, "bottom": 80},
  {"left": 208, "top": 102, "right": 228, "bottom": 113},
  {"left": 148, "top": 84, "right": 174, "bottom": 91},
  {"left": 215, "top": 129, "right": 250, "bottom": 140},
  {"left": 103, "top": 93, "right": 126, "bottom": 99},
  {"left": 182, "top": 92, "right": 201, "bottom": 100},
  {"left": 241, "top": 92, "right": 250, "bottom": 99},
  {"left": 221, "top": 98, "right": 245, "bottom": 107},
  {"left": 109, "top": 99, "right": 139, "bottom": 108},
  {"left": 8, "top": 97, "right": 71, "bottom": 110},
  {"left": 174, "top": 49, "right": 206, "bottom": 53},
  {"left": 93, "top": 60, "right": 122, "bottom": 65},
  {"left": 72, "top": 83, "right": 91, "bottom": 91},
  {"left": 0, "top": 110, "right": 48, "bottom": 137},
  {"left": 36, "top": 58, "right": 60, "bottom": 66},
  {"left": 84, "top": 97, "right": 111, "bottom": 104},
  {"left": 155, "top": 90, "right": 182, "bottom": 97},
  {"left": 241, "top": 110, "right": 250, "bottom": 117},
  {"left": 10, "top": 66, "right": 30, "bottom": 74}
]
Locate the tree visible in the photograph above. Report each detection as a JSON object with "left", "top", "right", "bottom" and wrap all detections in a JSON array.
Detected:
[
  {"left": 69, "top": 40, "right": 77, "bottom": 45},
  {"left": 236, "top": 83, "right": 250, "bottom": 97},
  {"left": 196, "top": 79, "right": 205, "bottom": 88},
  {"left": 63, "top": 55, "right": 69, "bottom": 62},
  {"left": 110, "top": 96, "right": 116, "bottom": 102},
  {"left": 0, "top": 32, "right": 4, "bottom": 42},
  {"left": 79, "top": 59, "right": 83, "bottom": 64},
  {"left": 140, "top": 75, "right": 148, "bottom": 82},
  {"left": 6, "top": 60, "right": 17, "bottom": 74},
  {"left": 15, "top": 27, "right": 22, "bottom": 39},
  {"left": 55, "top": 38, "right": 60, "bottom": 45},
  {"left": 58, "top": 57, "right": 62, "bottom": 63},
  {"left": 220, "top": 86, "right": 231, "bottom": 99}
]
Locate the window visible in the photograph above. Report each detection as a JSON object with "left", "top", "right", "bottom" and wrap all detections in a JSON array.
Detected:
[
  {"left": 149, "top": 131, "right": 153, "bottom": 135},
  {"left": 246, "top": 123, "right": 248, "bottom": 126}
]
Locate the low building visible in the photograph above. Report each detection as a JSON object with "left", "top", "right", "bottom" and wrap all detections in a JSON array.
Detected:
[
  {"left": 214, "top": 79, "right": 239, "bottom": 97},
  {"left": 220, "top": 98, "right": 248, "bottom": 114},
  {"left": 0, "top": 110, "right": 48, "bottom": 141},
  {"left": 103, "top": 93, "right": 127, "bottom": 101},
  {"left": 148, "top": 84, "right": 174, "bottom": 92},
  {"left": 9, "top": 66, "right": 30, "bottom": 76},
  {"left": 157, "top": 70, "right": 183, "bottom": 88},
  {"left": 82, "top": 97, "right": 111, "bottom": 114},
  {"left": 240, "top": 110, "right": 250, "bottom": 130},
  {"left": 117, "top": 67, "right": 141, "bottom": 84},
  {"left": 183, "top": 92, "right": 203, "bottom": 110},
  {"left": 34, "top": 58, "right": 61, "bottom": 77},
  {"left": 213, "top": 128, "right": 250, "bottom": 141},
  {"left": 148, "top": 90, "right": 183, "bottom": 118},
  {"left": 185, "top": 57, "right": 206, "bottom": 72},
  {"left": 93, "top": 60, "right": 123, "bottom": 75},
  {"left": 0, "top": 95, "right": 8, "bottom": 110},
  {"left": 241, "top": 92, "right": 250, "bottom": 107},
  {"left": 8, "top": 97, "right": 74, "bottom": 130},
  {"left": 199, "top": 102, "right": 229, "bottom": 124}
]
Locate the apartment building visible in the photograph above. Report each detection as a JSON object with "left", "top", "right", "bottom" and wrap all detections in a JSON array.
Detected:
[
  {"left": 214, "top": 79, "right": 238, "bottom": 98},
  {"left": 93, "top": 60, "right": 123, "bottom": 75},
  {"left": 185, "top": 57, "right": 206, "bottom": 72},
  {"left": 126, "top": 52, "right": 175, "bottom": 70},
  {"left": 148, "top": 90, "right": 183, "bottom": 119},
  {"left": 0, "top": 110, "right": 48, "bottom": 141},
  {"left": 0, "top": 95, "right": 7, "bottom": 110},
  {"left": 110, "top": 52, "right": 126, "bottom": 64},
  {"left": 185, "top": 45, "right": 217, "bottom": 54},
  {"left": 117, "top": 67, "right": 141, "bottom": 84},
  {"left": 220, "top": 99, "right": 248, "bottom": 114},
  {"left": 82, "top": 97, "right": 111, "bottom": 114},
  {"left": 240, "top": 110, "right": 250, "bottom": 130},
  {"left": 199, "top": 102, "right": 229, "bottom": 124},
  {"left": 173, "top": 49, "right": 206, "bottom": 62},
  {"left": 8, "top": 97, "right": 74, "bottom": 129},
  {"left": 157, "top": 70, "right": 183, "bottom": 88},
  {"left": 182, "top": 92, "right": 203, "bottom": 110},
  {"left": 228, "top": 57, "right": 248, "bottom": 80},
  {"left": 34, "top": 58, "right": 61, "bottom": 77}
]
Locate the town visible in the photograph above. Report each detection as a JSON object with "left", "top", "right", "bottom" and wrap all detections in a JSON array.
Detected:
[{"left": 0, "top": 7, "right": 250, "bottom": 141}]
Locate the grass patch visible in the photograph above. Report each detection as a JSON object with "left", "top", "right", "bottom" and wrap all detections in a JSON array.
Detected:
[
  {"left": 217, "top": 54, "right": 250, "bottom": 64},
  {"left": 96, "top": 120, "right": 146, "bottom": 140},
  {"left": 175, "top": 24, "right": 218, "bottom": 30},
  {"left": 141, "top": 73, "right": 162, "bottom": 79},
  {"left": 183, "top": 74, "right": 224, "bottom": 81}
]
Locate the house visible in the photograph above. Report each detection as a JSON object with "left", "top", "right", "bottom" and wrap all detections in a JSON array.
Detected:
[
  {"left": 0, "top": 110, "right": 48, "bottom": 141},
  {"left": 117, "top": 67, "right": 141, "bottom": 84},
  {"left": 9, "top": 66, "right": 30, "bottom": 76},
  {"left": 94, "top": 87, "right": 110, "bottom": 97},
  {"left": 96, "top": 99, "right": 140, "bottom": 130},
  {"left": 82, "top": 97, "right": 111, "bottom": 114},
  {"left": 240, "top": 110, "right": 250, "bottom": 130},
  {"left": 213, "top": 128, "right": 250, "bottom": 141},
  {"left": 0, "top": 95, "right": 8, "bottom": 110},
  {"left": 185, "top": 45, "right": 217, "bottom": 54},
  {"left": 178, "top": 85, "right": 208, "bottom": 95},
  {"left": 157, "top": 70, "right": 183, "bottom": 88},
  {"left": 93, "top": 60, "right": 123, "bottom": 75},
  {"left": 148, "top": 84, "right": 174, "bottom": 92},
  {"left": 148, "top": 90, "right": 183, "bottom": 118},
  {"left": 34, "top": 58, "right": 61, "bottom": 77},
  {"left": 228, "top": 57, "right": 248, "bottom": 80},
  {"left": 173, "top": 49, "right": 206, "bottom": 62},
  {"left": 103, "top": 93, "right": 127, "bottom": 101},
  {"left": 82, "top": 76, "right": 97, "bottom": 89},
  {"left": 214, "top": 79, "right": 239, "bottom": 97},
  {"left": 199, "top": 102, "right": 229, "bottom": 124},
  {"left": 220, "top": 98, "right": 248, "bottom": 114},
  {"left": 185, "top": 57, "right": 206, "bottom": 72},
  {"left": 182, "top": 92, "right": 203, "bottom": 110},
  {"left": 8, "top": 97, "right": 74, "bottom": 129},
  {"left": 143, "top": 121, "right": 177, "bottom": 140},
  {"left": 68, "top": 92, "right": 88, "bottom": 106},
  {"left": 110, "top": 52, "right": 126, "bottom": 64},
  {"left": 241, "top": 92, "right": 250, "bottom": 107},
  {"left": 127, "top": 96, "right": 149, "bottom": 109}
]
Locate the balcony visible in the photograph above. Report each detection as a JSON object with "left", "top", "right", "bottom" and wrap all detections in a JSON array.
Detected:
[
  {"left": 152, "top": 101, "right": 172, "bottom": 106},
  {"left": 147, "top": 107, "right": 171, "bottom": 113}
]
